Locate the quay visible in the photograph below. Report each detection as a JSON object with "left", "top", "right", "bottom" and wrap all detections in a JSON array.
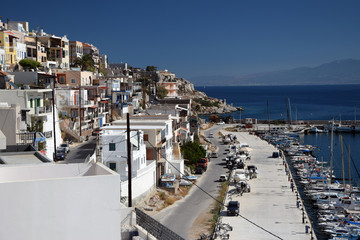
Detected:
[{"left": 217, "top": 130, "right": 316, "bottom": 240}]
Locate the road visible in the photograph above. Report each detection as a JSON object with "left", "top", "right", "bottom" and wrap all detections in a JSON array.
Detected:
[
  {"left": 64, "top": 136, "right": 97, "bottom": 163},
  {"left": 154, "top": 124, "right": 229, "bottom": 240}
]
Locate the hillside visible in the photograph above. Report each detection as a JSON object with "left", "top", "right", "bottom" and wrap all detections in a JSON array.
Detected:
[{"left": 191, "top": 59, "right": 360, "bottom": 86}]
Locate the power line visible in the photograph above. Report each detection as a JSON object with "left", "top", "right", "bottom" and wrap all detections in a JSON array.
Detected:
[{"left": 145, "top": 140, "right": 284, "bottom": 240}]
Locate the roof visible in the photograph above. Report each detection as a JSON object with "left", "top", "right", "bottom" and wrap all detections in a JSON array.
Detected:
[
  {"left": 0, "top": 162, "right": 115, "bottom": 183},
  {"left": 4, "top": 31, "right": 19, "bottom": 38},
  {"left": 0, "top": 71, "right": 10, "bottom": 76}
]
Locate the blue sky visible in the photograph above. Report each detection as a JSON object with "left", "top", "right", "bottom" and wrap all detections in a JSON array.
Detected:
[{"left": 2, "top": 0, "right": 360, "bottom": 80}]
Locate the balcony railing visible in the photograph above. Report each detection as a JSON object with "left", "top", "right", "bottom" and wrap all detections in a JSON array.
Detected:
[
  {"left": 35, "top": 106, "right": 52, "bottom": 115},
  {"left": 25, "top": 41, "right": 36, "bottom": 46}
]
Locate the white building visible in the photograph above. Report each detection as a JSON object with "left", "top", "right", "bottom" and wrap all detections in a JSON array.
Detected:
[
  {"left": 0, "top": 89, "right": 62, "bottom": 160},
  {"left": 0, "top": 47, "right": 5, "bottom": 69},
  {"left": 101, "top": 126, "right": 156, "bottom": 204},
  {"left": 16, "top": 42, "right": 27, "bottom": 61},
  {"left": 111, "top": 115, "right": 184, "bottom": 184},
  {"left": 0, "top": 162, "right": 124, "bottom": 240}
]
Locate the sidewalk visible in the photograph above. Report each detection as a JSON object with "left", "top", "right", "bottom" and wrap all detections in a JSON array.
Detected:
[{"left": 218, "top": 130, "right": 313, "bottom": 240}]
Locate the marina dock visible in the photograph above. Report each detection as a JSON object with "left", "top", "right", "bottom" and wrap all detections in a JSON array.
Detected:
[{"left": 218, "top": 130, "right": 315, "bottom": 240}]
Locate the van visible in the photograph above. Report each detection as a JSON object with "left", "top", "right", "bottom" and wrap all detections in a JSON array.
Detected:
[
  {"left": 227, "top": 201, "right": 240, "bottom": 216},
  {"left": 272, "top": 152, "right": 279, "bottom": 158},
  {"left": 56, "top": 147, "right": 66, "bottom": 160}
]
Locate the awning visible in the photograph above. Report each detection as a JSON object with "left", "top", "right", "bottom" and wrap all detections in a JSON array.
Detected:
[
  {"left": 180, "top": 126, "right": 189, "bottom": 131},
  {"left": 99, "top": 86, "right": 108, "bottom": 89},
  {"left": 8, "top": 81, "right": 19, "bottom": 89},
  {"left": 90, "top": 106, "right": 98, "bottom": 108},
  {"left": 101, "top": 100, "right": 108, "bottom": 103}
]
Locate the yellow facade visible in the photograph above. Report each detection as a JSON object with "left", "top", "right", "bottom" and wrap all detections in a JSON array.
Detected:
[{"left": 0, "top": 31, "right": 18, "bottom": 68}]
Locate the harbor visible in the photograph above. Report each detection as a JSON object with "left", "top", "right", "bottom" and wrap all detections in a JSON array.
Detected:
[
  {"left": 256, "top": 127, "right": 360, "bottom": 240},
  {"left": 215, "top": 129, "right": 315, "bottom": 240}
]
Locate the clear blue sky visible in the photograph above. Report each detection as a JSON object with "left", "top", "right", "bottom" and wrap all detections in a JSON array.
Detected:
[{"left": 2, "top": 0, "right": 360, "bottom": 80}]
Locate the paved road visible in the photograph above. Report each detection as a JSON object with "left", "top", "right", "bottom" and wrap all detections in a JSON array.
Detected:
[
  {"left": 64, "top": 136, "right": 97, "bottom": 163},
  {"left": 154, "top": 125, "right": 230, "bottom": 240}
]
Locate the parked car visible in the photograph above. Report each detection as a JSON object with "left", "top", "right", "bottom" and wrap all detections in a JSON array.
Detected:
[
  {"left": 217, "top": 121, "right": 225, "bottom": 125},
  {"left": 227, "top": 201, "right": 240, "bottom": 216},
  {"left": 60, "top": 143, "right": 70, "bottom": 153},
  {"left": 219, "top": 174, "right": 227, "bottom": 182},
  {"left": 56, "top": 147, "right": 66, "bottom": 160},
  {"left": 211, "top": 152, "right": 218, "bottom": 158},
  {"left": 208, "top": 133, "right": 214, "bottom": 138},
  {"left": 272, "top": 151, "right": 279, "bottom": 158}
]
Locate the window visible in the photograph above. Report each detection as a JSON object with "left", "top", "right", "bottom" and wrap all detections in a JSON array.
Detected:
[
  {"left": 108, "top": 162, "right": 117, "bottom": 171},
  {"left": 71, "top": 78, "right": 76, "bottom": 84},
  {"left": 30, "top": 99, "right": 33, "bottom": 108},
  {"left": 109, "top": 143, "right": 116, "bottom": 151},
  {"left": 21, "top": 110, "right": 27, "bottom": 121},
  {"left": 59, "top": 76, "right": 65, "bottom": 83}
]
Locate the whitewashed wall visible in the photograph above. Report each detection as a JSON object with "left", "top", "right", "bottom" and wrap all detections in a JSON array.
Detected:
[
  {"left": 121, "top": 160, "right": 156, "bottom": 205},
  {"left": 0, "top": 168, "right": 122, "bottom": 240}
]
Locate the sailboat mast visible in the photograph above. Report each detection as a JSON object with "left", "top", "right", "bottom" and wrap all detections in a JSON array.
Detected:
[
  {"left": 267, "top": 100, "right": 270, "bottom": 133},
  {"left": 330, "top": 119, "right": 334, "bottom": 184},
  {"left": 349, "top": 145, "right": 351, "bottom": 192},
  {"left": 341, "top": 135, "right": 345, "bottom": 191}
]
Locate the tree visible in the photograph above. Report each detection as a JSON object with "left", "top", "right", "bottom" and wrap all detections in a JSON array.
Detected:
[
  {"left": 146, "top": 66, "right": 157, "bottom": 72},
  {"left": 181, "top": 141, "right": 206, "bottom": 166},
  {"left": 156, "top": 85, "right": 168, "bottom": 99},
  {"left": 19, "top": 59, "right": 41, "bottom": 70},
  {"left": 73, "top": 54, "right": 95, "bottom": 71}
]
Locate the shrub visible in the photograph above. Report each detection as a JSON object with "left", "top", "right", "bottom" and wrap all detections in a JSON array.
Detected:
[{"left": 19, "top": 59, "right": 41, "bottom": 70}]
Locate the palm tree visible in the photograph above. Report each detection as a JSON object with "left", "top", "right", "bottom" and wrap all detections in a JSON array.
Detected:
[{"left": 73, "top": 54, "right": 95, "bottom": 71}]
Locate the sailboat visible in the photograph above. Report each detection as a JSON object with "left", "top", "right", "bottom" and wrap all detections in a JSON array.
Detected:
[{"left": 336, "top": 107, "right": 360, "bottom": 133}]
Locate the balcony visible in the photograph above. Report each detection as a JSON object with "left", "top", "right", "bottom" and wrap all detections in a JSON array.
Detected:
[
  {"left": 26, "top": 41, "right": 36, "bottom": 47},
  {"left": 34, "top": 106, "right": 52, "bottom": 115}
]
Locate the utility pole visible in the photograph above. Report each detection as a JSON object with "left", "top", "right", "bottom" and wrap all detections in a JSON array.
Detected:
[
  {"left": 126, "top": 113, "right": 132, "bottom": 207},
  {"left": 52, "top": 80, "right": 57, "bottom": 161},
  {"left": 142, "top": 78, "right": 147, "bottom": 110},
  {"left": 78, "top": 84, "right": 82, "bottom": 141},
  {"left": 110, "top": 79, "right": 114, "bottom": 122}
]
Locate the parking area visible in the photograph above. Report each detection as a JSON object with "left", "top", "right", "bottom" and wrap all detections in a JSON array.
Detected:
[{"left": 217, "top": 130, "right": 311, "bottom": 240}]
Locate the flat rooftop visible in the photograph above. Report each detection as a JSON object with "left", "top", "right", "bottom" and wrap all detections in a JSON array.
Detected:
[
  {"left": 0, "top": 153, "right": 44, "bottom": 164},
  {"left": 0, "top": 162, "right": 116, "bottom": 183}
]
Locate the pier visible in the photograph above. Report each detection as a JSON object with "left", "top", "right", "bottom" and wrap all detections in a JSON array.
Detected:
[{"left": 217, "top": 130, "right": 316, "bottom": 239}]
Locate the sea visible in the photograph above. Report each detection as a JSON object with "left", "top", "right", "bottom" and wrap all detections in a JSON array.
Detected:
[{"left": 196, "top": 85, "right": 360, "bottom": 184}]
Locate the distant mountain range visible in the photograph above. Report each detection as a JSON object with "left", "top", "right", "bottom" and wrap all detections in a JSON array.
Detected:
[{"left": 191, "top": 59, "right": 360, "bottom": 86}]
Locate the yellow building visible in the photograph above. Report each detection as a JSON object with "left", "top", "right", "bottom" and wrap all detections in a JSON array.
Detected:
[{"left": 0, "top": 31, "right": 18, "bottom": 70}]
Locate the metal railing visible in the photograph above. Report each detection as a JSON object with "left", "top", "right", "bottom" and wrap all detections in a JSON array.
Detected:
[
  {"left": 35, "top": 106, "right": 52, "bottom": 114},
  {"left": 135, "top": 208, "right": 184, "bottom": 240}
]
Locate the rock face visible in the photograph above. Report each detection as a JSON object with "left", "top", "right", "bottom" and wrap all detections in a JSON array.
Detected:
[{"left": 178, "top": 77, "right": 242, "bottom": 115}]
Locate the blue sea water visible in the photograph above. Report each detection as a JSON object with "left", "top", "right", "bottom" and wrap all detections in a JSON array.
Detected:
[
  {"left": 196, "top": 85, "right": 360, "bottom": 184},
  {"left": 196, "top": 85, "right": 360, "bottom": 121}
]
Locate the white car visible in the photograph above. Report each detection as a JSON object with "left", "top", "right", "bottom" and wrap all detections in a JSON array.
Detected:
[
  {"left": 219, "top": 175, "right": 227, "bottom": 182},
  {"left": 60, "top": 143, "right": 70, "bottom": 153},
  {"left": 208, "top": 133, "right": 214, "bottom": 138},
  {"left": 217, "top": 121, "right": 225, "bottom": 125}
]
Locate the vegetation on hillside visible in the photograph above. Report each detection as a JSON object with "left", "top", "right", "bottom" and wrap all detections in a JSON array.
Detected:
[{"left": 156, "top": 85, "right": 168, "bottom": 99}]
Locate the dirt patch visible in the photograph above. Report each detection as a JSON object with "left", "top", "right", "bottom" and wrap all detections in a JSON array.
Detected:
[
  {"left": 137, "top": 186, "right": 192, "bottom": 216},
  {"left": 188, "top": 201, "right": 216, "bottom": 240}
]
